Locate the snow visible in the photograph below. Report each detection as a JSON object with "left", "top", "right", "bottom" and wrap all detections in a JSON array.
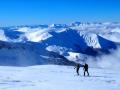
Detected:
[
  {"left": 0, "top": 22, "right": 120, "bottom": 90},
  {"left": 25, "top": 30, "right": 52, "bottom": 42},
  {"left": 111, "top": 28, "right": 120, "bottom": 33},
  {"left": 0, "top": 22, "right": 120, "bottom": 66},
  {"left": 46, "top": 45, "right": 68, "bottom": 55},
  {"left": 18, "top": 28, "right": 53, "bottom": 42},
  {"left": 0, "top": 65, "right": 119, "bottom": 90},
  {"left": 79, "top": 32, "right": 101, "bottom": 48},
  {"left": 17, "top": 27, "right": 30, "bottom": 33},
  {"left": 1, "top": 22, "right": 120, "bottom": 48},
  {"left": 0, "top": 30, "right": 7, "bottom": 41},
  {"left": 65, "top": 52, "right": 87, "bottom": 62},
  {"left": 99, "top": 28, "right": 120, "bottom": 43}
]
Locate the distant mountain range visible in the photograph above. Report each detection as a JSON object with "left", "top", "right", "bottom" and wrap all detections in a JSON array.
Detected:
[{"left": 0, "top": 22, "right": 120, "bottom": 66}]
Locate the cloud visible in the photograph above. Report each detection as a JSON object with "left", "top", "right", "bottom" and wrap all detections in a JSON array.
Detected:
[{"left": 86, "top": 47, "right": 120, "bottom": 69}]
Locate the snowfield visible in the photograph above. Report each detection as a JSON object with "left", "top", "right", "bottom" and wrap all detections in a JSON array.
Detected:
[{"left": 0, "top": 65, "right": 119, "bottom": 90}]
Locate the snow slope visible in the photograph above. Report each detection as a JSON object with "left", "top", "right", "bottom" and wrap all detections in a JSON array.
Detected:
[{"left": 0, "top": 65, "right": 119, "bottom": 90}]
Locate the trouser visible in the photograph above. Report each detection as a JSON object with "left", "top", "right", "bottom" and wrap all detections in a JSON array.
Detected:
[
  {"left": 76, "top": 68, "right": 79, "bottom": 75},
  {"left": 84, "top": 70, "right": 89, "bottom": 76}
]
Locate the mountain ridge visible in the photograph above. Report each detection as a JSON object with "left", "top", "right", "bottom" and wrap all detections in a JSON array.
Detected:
[{"left": 0, "top": 22, "right": 120, "bottom": 66}]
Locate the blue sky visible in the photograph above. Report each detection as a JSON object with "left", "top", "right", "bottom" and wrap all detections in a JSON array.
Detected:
[{"left": 0, "top": 0, "right": 120, "bottom": 26}]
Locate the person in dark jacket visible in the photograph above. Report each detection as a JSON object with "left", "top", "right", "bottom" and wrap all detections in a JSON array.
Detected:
[
  {"left": 74, "top": 63, "right": 80, "bottom": 75},
  {"left": 83, "top": 63, "right": 89, "bottom": 76}
]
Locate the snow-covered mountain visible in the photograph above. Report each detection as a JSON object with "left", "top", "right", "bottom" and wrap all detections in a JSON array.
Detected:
[{"left": 0, "top": 22, "right": 120, "bottom": 66}]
